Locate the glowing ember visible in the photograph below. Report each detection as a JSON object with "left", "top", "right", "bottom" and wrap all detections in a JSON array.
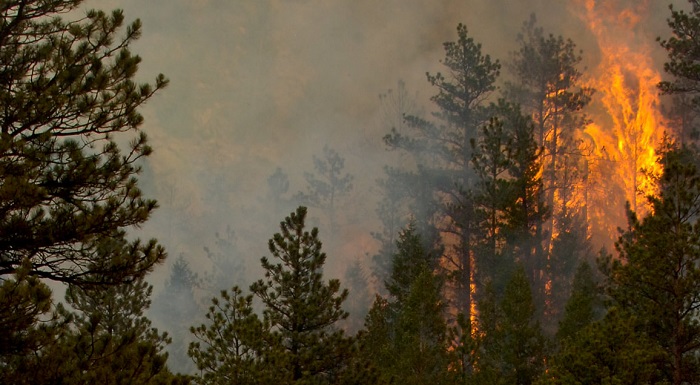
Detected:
[{"left": 576, "top": 0, "right": 665, "bottom": 246}]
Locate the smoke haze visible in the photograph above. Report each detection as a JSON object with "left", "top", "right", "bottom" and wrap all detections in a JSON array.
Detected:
[{"left": 84, "top": 0, "right": 686, "bottom": 365}]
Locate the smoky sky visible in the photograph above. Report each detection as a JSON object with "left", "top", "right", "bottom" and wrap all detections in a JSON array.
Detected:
[{"left": 82, "top": 0, "right": 685, "bottom": 292}]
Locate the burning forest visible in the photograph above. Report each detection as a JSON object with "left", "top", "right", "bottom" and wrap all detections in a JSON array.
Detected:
[{"left": 3, "top": 0, "right": 700, "bottom": 384}]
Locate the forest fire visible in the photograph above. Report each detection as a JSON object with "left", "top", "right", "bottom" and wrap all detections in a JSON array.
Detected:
[{"left": 576, "top": 0, "right": 666, "bottom": 245}]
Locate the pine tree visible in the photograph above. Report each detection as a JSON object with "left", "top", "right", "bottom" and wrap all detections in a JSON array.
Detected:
[
  {"left": 295, "top": 146, "right": 353, "bottom": 234},
  {"left": 250, "top": 206, "right": 355, "bottom": 383},
  {"left": 659, "top": 0, "right": 700, "bottom": 107},
  {"left": 372, "top": 80, "right": 421, "bottom": 286},
  {"left": 500, "top": 103, "right": 548, "bottom": 306},
  {"left": 362, "top": 223, "right": 452, "bottom": 385},
  {"left": 4, "top": 277, "right": 186, "bottom": 385},
  {"left": 506, "top": 14, "right": 591, "bottom": 320},
  {"left": 471, "top": 103, "right": 513, "bottom": 291},
  {"left": 556, "top": 260, "right": 601, "bottom": 342},
  {"left": 540, "top": 308, "right": 662, "bottom": 385},
  {"left": 189, "top": 286, "right": 270, "bottom": 385},
  {"left": 0, "top": 0, "right": 168, "bottom": 362},
  {"left": 189, "top": 207, "right": 366, "bottom": 384},
  {"left": 152, "top": 255, "right": 201, "bottom": 374},
  {"left": 477, "top": 265, "right": 547, "bottom": 385},
  {"left": 384, "top": 23, "right": 501, "bottom": 317},
  {"left": 601, "top": 142, "right": 700, "bottom": 385}
]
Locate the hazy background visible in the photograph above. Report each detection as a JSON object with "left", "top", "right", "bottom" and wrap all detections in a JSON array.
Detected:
[{"left": 83, "top": 0, "right": 684, "bottom": 370}]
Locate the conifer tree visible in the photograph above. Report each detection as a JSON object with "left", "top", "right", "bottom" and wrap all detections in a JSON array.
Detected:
[
  {"left": 556, "top": 260, "right": 600, "bottom": 342},
  {"left": 189, "top": 207, "right": 365, "bottom": 384},
  {"left": 477, "top": 265, "right": 547, "bottom": 385},
  {"left": 384, "top": 23, "right": 501, "bottom": 317},
  {"left": 659, "top": 0, "right": 700, "bottom": 107},
  {"left": 363, "top": 223, "right": 452, "bottom": 385},
  {"left": 189, "top": 286, "right": 270, "bottom": 385},
  {"left": 506, "top": 14, "right": 591, "bottom": 320},
  {"left": 3, "top": 277, "right": 186, "bottom": 385},
  {"left": 601, "top": 142, "right": 700, "bottom": 385},
  {"left": 250, "top": 206, "right": 354, "bottom": 383},
  {"left": 0, "top": 0, "right": 168, "bottom": 362},
  {"left": 295, "top": 146, "right": 353, "bottom": 233},
  {"left": 540, "top": 308, "right": 662, "bottom": 385}
]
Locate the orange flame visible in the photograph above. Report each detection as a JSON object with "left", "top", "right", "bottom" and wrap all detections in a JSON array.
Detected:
[{"left": 576, "top": 0, "right": 665, "bottom": 247}]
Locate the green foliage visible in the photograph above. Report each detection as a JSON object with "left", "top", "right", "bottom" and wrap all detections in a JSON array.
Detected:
[
  {"left": 601, "top": 142, "right": 700, "bottom": 384},
  {"left": 471, "top": 100, "right": 545, "bottom": 296},
  {"left": 506, "top": 14, "right": 591, "bottom": 322},
  {"left": 189, "top": 286, "right": 269, "bottom": 385},
  {"left": 0, "top": 0, "right": 168, "bottom": 286},
  {"left": 2, "top": 277, "right": 185, "bottom": 385},
  {"left": 499, "top": 102, "right": 548, "bottom": 302},
  {"left": 190, "top": 207, "right": 364, "bottom": 384},
  {"left": 251, "top": 206, "right": 353, "bottom": 383},
  {"left": 556, "top": 260, "right": 601, "bottom": 342},
  {"left": 0, "top": 0, "right": 168, "bottom": 370},
  {"left": 494, "top": 265, "right": 548, "bottom": 385},
  {"left": 427, "top": 22, "right": 501, "bottom": 139},
  {"left": 0, "top": 258, "right": 53, "bottom": 358},
  {"left": 547, "top": 213, "right": 593, "bottom": 332},
  {"left": 540, "top": 308, "right": 662, "bottom": 385},
  {"left": 363, "top": 224, "right": 452, "bottom": 385},
  {"left": 384, "top": 221, "right": 437, "bottom": 302},
  {"left": 660, "top": 0, "right": 700, "bottom": 105},
  {"left": 383, "top": 23, "right": 501, "bottom": 317}
]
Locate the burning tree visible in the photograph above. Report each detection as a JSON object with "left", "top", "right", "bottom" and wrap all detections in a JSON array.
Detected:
[
  {"left": 383, "top": 22, "right": 500, "bottom": 324},
  {"left": 506, "top": 14, "right": 593, "bottom": 323}
]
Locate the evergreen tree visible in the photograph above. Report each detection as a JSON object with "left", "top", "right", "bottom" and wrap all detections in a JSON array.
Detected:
[
  {"left": 506, "top": 14, "right": 591, "bottom": 320},
  {"left": 472, "top": 100, "right": 545, "bottom": 296},
  {"left": 189, "top": 286, "right": 270, "bottom": 385},
  {"left": 384, "top": 23, "right": 500, "bottom": 319},
  {"left": 250, "top": 206, "right": 355, "bottom": 383},
  {"left": 0, "top": 0, "right": 168, "bottom": 362},
  {"left": 601, "top": 142, "right": 700, "bottom": 385},
  {"left": 547, "top": 211, "right": 592, "bottom": 332},
  {"left": 4, "top": 277, "right": 186, "bottom": 385},
  {"left": 152, "top": 255, "right": 201, "bottom": 374},
  {"left": 0, "top": 259, "right": 53, "bottom": 359},
  {"left": 555, "top": 260, "right": 601, "bottom": 343},
  {"left": 659, "top": 0, "right": 700, "bottom": 108},
  {"left": 474, "top": 266, "right": 547, "bottom": 385},
  {"left": 540, "top": 308, "right": 662, "bottom": 385},
  {"left": 362, "top": 223, "right": 452, "bottom": 385},
  {"left": 372, "top": 80, "right": 421, "bottom": 286},
  {"left": 392, "top": 268, "right": 451, "bottom": 385},
  {"left": 384, "top": 221, "right": 437, "bottom": 302},
  {"left": 295, "top": 146, "right": 353, "bottom": 233},
  {"left": 471, "top": 104, "right": 513, "bottom": 291},
  {"left": 500, "top": 103, "right": 548, "bottom": 304},
  {"left": 189, "top": 207, "right": 366, "bottom": 384}
]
